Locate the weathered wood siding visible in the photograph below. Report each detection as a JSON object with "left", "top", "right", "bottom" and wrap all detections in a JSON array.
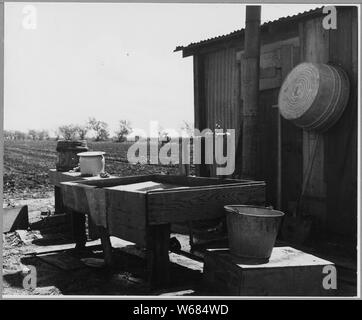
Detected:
[
  {"left": 193, "top": 48, "right": 239, "bottom": 177},
  {"left": 298, "top": 15, "right": 329, "bottom": 236},
  {"left": 204, "top": 48, "right": 239, "bottom": 133},
  {"left": 325, "top": 7, "right": 358, "bottom": 244},
  {"left": 192, "top": 6, "right": 358, "bottom": 246}
]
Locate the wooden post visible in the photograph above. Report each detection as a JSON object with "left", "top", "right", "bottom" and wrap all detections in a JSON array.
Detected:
[
  {"left": 98, "top": 226, "right": 114, "bottom": 267},
  {"left": 193, "top": 54, "right": 210, "bottom": 178},
  {"left": 241, "top": 6, "right": 261, "bottom": 179},
  {"left": 54, "top": 186, "right": 65, "bottom": 214},
  {"left": 71, "top": 210, "right": 87, "bottom": 250},
  {"left": 146, "top": 224, "right": 171, "bottom": 288},
  {"left": 178, "top": 137, "right": 190, "bottom": 176}
]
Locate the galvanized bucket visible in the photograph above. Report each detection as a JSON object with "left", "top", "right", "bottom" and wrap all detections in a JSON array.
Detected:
[{"left": 224, "top": 205, "right": 284, "bottom": 263}]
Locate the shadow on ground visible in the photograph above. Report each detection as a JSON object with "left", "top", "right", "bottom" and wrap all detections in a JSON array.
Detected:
[{"left": 3, "top": 246, "right": 203, "bottom": 296}]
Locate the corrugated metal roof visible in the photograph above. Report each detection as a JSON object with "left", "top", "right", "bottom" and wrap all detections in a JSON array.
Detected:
[{"left": 175, "top": 7, "right": 323, "bottom": 53}]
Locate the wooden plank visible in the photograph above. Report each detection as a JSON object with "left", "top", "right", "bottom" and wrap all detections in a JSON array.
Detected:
[
  {"left": 85, "top": 188, "right": 107, "bottom": 228},
  {"left": 300, "top": 16, "right": 328, "bottom": 205},
  {"left": 193, "top": 55, "right": 202, "bottom": 134},
  {"left": 61, "top": 176, "right": 153, "bottom": 213},
  {"left": 54, "top": 186, "right": 65, "bottom": 214},
  {"left": 60, "top": 182, "right": 92, "bottom": 213},
  {"left": 193, "top": 54, "right": 209, "bottom": 177},
  {"left": 259, "top": 75, "right": 281, "bottom": 90},
  {"left": 106, "top": 189, "right": 147, "bottom": 229},
  {"left": 2, "top": 205, "right": 28, "bottom": 233},
  {"left": 147, "top": 184, "right": 266, "bottom": 225},
  {"left": 77, "top": 175, "right": 155, "bottom": 188},
  {"left": 152, "top": 174, "right": 254, "bottom": 187},
  {"left": 146, "top": 224, "right": 171, "bottom": 288},
  {"left": 260, "top": 66, "right": 277, "bottom": 79},
  {"left": 49, "top": 169, "right": 118, "bottom": 187},
  {"left": 27, "top": 239, "right": 103, "bottom": 255},
  {"left": 257, "top": 91, "right": 279, "bottom": 207},
  {"left": 280, "top": 43, "right": 303, "bottom": 213}
]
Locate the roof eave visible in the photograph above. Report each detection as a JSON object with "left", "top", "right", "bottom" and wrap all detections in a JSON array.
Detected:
[{"left": 175, "top": 6, "right": 326, "bottom": 57}]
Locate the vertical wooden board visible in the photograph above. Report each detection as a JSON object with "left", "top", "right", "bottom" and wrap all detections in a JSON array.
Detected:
[
  {"left": 231, "top": 49, "right": 240, "bottom": 144},
  {"left": 146, "top": 224, "right": 171, "bottom": 287},
  {"left": 257, "top": 89, "right": 279, "bottom": 206},
  {"left": 60, "top": 183, "right": 90, "bottom": 214},
  {"left": 194, "top": 54, "right": 209, "bottom": 177},
  {"left": 234, "top": 59, "right": 244, "bottom": 178},
  {"left": 202, "top": 48, "right": 238, "bottom": 177},
  {"left": 280, "top": 44, "right": 303, "bottom": 213},
  {"left": 106, "top": 190, "right": 147, "bottom": 229},
  {"left": 302, "top": 132, "right": 326, "bottom": 198},
  {"left": 325, "top": 7, "right": 357, "bottom": 243},
  {"left": 298, "top": 17, "right": 329, "bottom": 227},
  {"left": 193, "top": 55, "right": 201, "bottom": 132},
  {"left": 106, "top": 190, "right": 147, "bottom": 246}
]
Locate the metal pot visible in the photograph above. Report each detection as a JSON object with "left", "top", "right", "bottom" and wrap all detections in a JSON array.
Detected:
[{"left": 77, "top": 151, "right": 105, "bottom": 176}]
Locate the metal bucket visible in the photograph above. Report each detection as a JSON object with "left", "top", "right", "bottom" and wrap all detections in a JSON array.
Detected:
[{"left": 224, "top": 205, "right": 284, "bottom": 263}]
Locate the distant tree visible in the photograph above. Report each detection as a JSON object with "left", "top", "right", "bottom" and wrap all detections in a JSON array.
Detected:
[
  {"left": 28, "top": 129, "right": 38, "bottom": 140},
  {"left": 58, "top": 125, "right": 78, "bottom": 140},
  {"left": 75, "top": 125, "right": 88, "bottom": 140},
  {"left": 4, "top": 130, "right": 13, "bottom": 140},
  {"left": 14, "top": 131, "right": 27, "bottom": 140},
  {"left": 38, "top": 130, "right": 49, "bottom": 140},
  {"left": 54, "top": 129, "right": 61, "bottom": 140},
  {"left": 4, "top": 130, "right": 29, "bottom": 140},
  {"left": 87, "top": 117, "right": 109, "bottom": 141},
  {"left": 115, "top": 120, "right": 132, "bottom": 142}
]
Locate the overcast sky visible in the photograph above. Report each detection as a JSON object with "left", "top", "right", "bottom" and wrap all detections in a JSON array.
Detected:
[{"left": 4, "top": 3, "right": 318, "bottom": 137}]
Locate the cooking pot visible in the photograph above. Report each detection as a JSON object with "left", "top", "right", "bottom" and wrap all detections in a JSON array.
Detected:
[{"left": 77, "top": 151, "right": 105, "bottom": 176}]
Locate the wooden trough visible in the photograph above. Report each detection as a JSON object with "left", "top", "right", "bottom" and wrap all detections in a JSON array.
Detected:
[{"left": 60, "top": 174, "right": 265, "bottom": 287}]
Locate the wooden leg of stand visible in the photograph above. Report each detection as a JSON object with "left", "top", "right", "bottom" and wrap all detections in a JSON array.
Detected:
[
  {"left": 71, "top": 210, "right": 87, "bottom": 250},
  {"left": 146, "top": 224, "right": 171, "bottom": 288},
  {"left": 98, "top": 226, "right": 114, "bottom": 267}
]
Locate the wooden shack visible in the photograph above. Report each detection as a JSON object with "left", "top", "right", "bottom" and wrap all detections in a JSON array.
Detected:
[{"left": 175, "top": 6, "right": 358, "bottom": 252}]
